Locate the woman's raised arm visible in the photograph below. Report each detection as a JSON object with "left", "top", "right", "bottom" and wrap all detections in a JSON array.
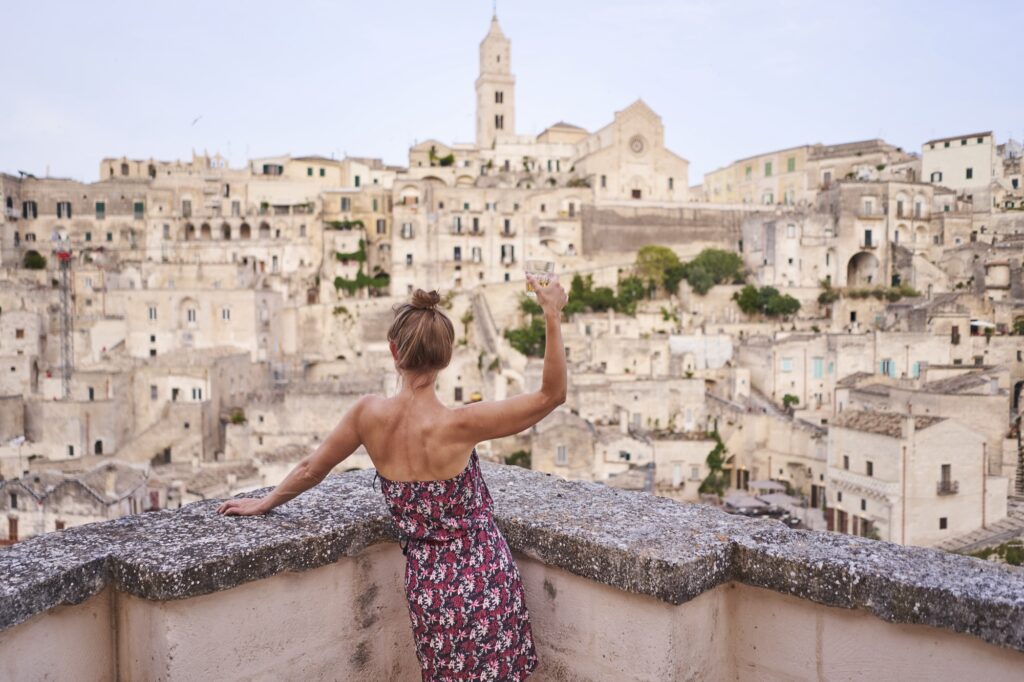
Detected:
[{"left": 450, "top": 274, "right": 568, "bottom": 443}]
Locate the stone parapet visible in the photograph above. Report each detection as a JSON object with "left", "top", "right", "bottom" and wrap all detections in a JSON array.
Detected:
[{"left": 2, "top": 462, "right": 1023, "bottom": 655}]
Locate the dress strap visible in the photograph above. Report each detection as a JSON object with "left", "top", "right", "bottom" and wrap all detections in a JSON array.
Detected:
[{"left": 372, "top": 470, "right": 381, "bottom": 492}]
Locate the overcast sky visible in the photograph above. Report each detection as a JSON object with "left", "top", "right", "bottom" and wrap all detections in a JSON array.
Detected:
[{"left": 3, "top": 0, "right": 1021, "bottom": 184}]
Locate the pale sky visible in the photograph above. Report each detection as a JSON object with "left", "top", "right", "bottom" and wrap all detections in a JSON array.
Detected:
[{"left": 3, "top": 0, "right": 1021, "bottom": 184}]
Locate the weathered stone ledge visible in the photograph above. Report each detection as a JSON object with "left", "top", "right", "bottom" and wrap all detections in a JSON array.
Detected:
[{"left": 2, "top": 463, "right": 1023, "bottom": 653}]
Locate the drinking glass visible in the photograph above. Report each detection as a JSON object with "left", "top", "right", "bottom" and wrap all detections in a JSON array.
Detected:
[{"left": 525, "top": 260, "right": 555, "bottom": 297}]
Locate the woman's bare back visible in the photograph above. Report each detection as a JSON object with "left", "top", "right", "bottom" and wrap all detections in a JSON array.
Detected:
[{"left": 360, "top": 393, "right": 476, "bottom": 482}]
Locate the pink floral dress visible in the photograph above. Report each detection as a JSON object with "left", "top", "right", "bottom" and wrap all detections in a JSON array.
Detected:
[{"left": 374, "top": 448, "right": 539, "bottom": 681}]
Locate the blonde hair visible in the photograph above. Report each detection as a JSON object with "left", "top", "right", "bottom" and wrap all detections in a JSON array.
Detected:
[{"left": 387, "top": 289, "right": 455, "bottom": 379}]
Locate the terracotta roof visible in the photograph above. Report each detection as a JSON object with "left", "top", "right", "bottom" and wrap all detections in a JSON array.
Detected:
[{"left": 832, "top": 410, "right": 944, "bottom": 438}]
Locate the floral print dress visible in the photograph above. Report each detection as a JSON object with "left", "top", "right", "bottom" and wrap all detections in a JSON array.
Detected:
[{"left": 374, "top": 447, "right": 539, "bottom": 681}]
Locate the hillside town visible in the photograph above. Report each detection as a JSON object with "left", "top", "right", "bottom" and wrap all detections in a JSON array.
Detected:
[{"left": 2, "top": 15, "right": 1022, "bottom": 565}]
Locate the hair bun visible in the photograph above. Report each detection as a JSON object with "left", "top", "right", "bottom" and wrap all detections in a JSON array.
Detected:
[{"left": 410, "top": 288, "right": 442, "bottom": 310}]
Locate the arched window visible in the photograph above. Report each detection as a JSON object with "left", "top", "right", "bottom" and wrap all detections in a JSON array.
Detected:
[
  {"left": 94, "top": 440, "right": 103, "bottom": 455},
  {"left": 200, "top": 223, "right": 212, "bottom": 240},
  {"left": 239, "top": 223, "right": 251, "bottom": 239},
  {"left": 258, "top": 222, "right": 271, "bottom": 240},
  {"left": 185, "top": 223, "right": 196, "bottom": 241},
  {"left": 221, "top": 223, "right": 231, "bottom": 240}
]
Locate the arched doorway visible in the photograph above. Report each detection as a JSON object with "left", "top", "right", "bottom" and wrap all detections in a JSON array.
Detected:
[
  {"left": 200, "top": 223, "right": 212, "bottom": 240},
  {"left": 239, "top": 223, "right": 251, "bottom": 240},
  {"left": 221, "top": 223, "right": 231, "bottom": 240},
  {"left": 847, "top": 252, "right": 879, "bottom": 287},
  {"left": 94, "top": 440, "right": 103, "bottom": 455}
]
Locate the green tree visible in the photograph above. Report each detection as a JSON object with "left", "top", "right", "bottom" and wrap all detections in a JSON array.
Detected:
[
  {"left": 615, "top": 275, "right": 646, "bottom": 314},
  {"left": 505, "top": 449, "right": 532, "bottom": 469},
  {"left": 733, "top": 285, "right": 800, "bottom": 318},
  {"left": 504, "top": 317, "right": 546, "bottom": 357},
  {"left": 782, "top": 394, "right": 800, "bottom": 412},
  {"left": 1012, "top": 317, "right": 1024, "bottom": 335},
  {"left": 635, "top": 245, "right": 681, "bottom": 289},
  {"left": 23, "top": 250, "right": 46, "bottom": 270},
  {"left": 698, "top": 430, "right": 729, "bottom": 496}
]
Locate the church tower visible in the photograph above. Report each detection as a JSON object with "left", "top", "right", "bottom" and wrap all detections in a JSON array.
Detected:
[{"left": 475, "top": 14, "right": 515, "bottom": 149}]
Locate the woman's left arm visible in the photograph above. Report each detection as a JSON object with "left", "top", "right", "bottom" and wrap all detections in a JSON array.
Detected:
[{"left": 217, "top": 395, "right": 374, "bottom": 516}]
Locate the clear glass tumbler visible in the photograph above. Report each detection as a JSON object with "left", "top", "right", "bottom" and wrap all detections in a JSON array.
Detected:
[{"left": 524, "top": 260, "right": 555, "bottom": 297}]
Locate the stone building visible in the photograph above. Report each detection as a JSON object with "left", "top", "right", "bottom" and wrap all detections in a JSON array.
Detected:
[
  {"left": 0, "top": 461, "right": 148, "bottom": 541},
  {"left": 826, "top": 410, "right": 1007, "bottom": 547}
]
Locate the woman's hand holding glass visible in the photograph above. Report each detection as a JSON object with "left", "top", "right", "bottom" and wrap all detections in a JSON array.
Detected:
[{"left": 526, "top": 272, "right": 567, "bottom": 316}]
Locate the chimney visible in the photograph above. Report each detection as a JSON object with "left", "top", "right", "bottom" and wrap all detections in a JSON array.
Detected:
[
  {"left": 104, "top": 467, "right": 117, "bottom": 498},
  {"left": 901, "top": 411, "right": 917, "bottom": 438}
]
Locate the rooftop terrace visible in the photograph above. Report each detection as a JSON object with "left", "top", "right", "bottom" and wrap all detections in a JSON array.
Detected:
[{"left": 1, "top": 462, "right": 1022, "bottom": 680}]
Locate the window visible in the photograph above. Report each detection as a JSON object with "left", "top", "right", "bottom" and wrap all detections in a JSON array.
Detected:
[
  {"left": 503, "top": 219, "right": 512, "bottom": 235},
  {"left": 864, "top": 229, "right": 873, "bottom": 247},
  {"left": 9, "top": 493, "right": 16, "bottom": 508},
  {"left": 631, "top": 189, "right": 642, "bottom": 199},
  {"left": 187, "top": 308, "right": 197, "bottom": 323},
  {"left": 15, "top": 329, "right": 24, "bottom": 339},
  {"left": 866, "top": 461, "right": 873, "bottom": 477},
  {"left": 764, "top": 162, "right": 772, "bottom": 177},
  {"left": 182, "top": 199, "right": 192, "bottom": 217},
  {"left": 405, "top": 253, "right": 413, "bottom": 266},
  {"left": 341, "top": 197, "right": 351, "bottom": 211},
  {"left": 939, "top": 517, "right": 947, "bottom": 530},
  {"left": 401, "top": 223, "right": 414, "bottom": 239},
  {"left": 221, "top": 308, "right": 231, "bottom": 321},
  {"left": 944, "top": 141, "right": 950, "bottom": 148},
  {"left": 863, "top": 198, "right": 874, "bottom": 215},
  {"left": 106, "top": 232, "right": 113, "bottom": 242},
  {"left": 786, "top": 224, "right": 796, "bottom": 238},
  {"left": 150, "top": 385, "right": 158, "bottom": 400},
  {"left": 454, "top": 386, "right": 463, "bottom": 402},
  {"left": 880, "top": 359, "right": 895, "bottom": 377},
  {"left": 372, "top": 199, "right": 379, "bottom": 211},
  {"left": 95, "top": 201, "right": 105, "bottom": 219},
  {"left": 354, "top": 176, "right": 361, "bottom": 187},
  {"left": 133, "top": 201, "right": 144, "bottom": 219},
  {"left": 150, "top": 349, "right": 157, "bottom": 357},
  {"left": 57, "top": 201, "right": 72, "bottom": 219},
  {"left": 812, "top": 357, "right": 823, "bottom": 379},
  {"left": 930, "top": 171, "right": 943, "bottom": 183},
  {"left": 668, "top": 177, "right": 674, "bottom": 190},
  {"left": 376, "top": 219, "right": 385, "bottom": 235},
  {"left": 843, "top": 455, "right": 849, "bottom": 470},
  {"left": 837, "top": 491, "right": 843, "bottom": 502},
  {"left": 495, "top": 114, "right": 504, "bottom": 130},
  {"left": 88, "top": 387, "right": 95, "bottom": 401},
  {"left": 192, "top": 388, "right": 203, "bottom": 401},
  {"left": 68, "top": 445, "right": 75, "bottom": 457},
  {"left": 319, "top": 168, "right": 325, "bottom": 177},
  {"left": 495, "top": 91, "right": 503, "bottom": 104},
  {"left": 163, "top": 224, "right": 171, "bottom": 239},
  {"left": 780, "top": 357, "right": 794, "bottom": 373},
  {"left": 911, "top": 362, "right": 921, "bottom": 378},
  {"left": 941, "top": 463, "right": 951, "bottom": 484},
  {"left": 22, "top": 201, "right": 38, "bottom": 219},
  {"left": 555, "top": 445, "right": 568, "bottom": 466},
  {"left": 148, "top": 306, "right": 157, "bottom": 321},
  {"left": 600, "top": 175, "right": 607, "bottom": 188},
  {"left": 787, "top": 157, "right": 795, "bottom": 173},
  {"left": 453, "top": 246, "right": 462, "bottom": 262},
  {"left": 966, "top": 167, "right": 973, "bottom": 180}
]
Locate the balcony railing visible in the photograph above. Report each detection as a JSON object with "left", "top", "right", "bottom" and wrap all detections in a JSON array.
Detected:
[
  {"left": 0, "top": 463, "right": 1022, "bottom": 680},
  {"left": 937, "top": 480, "right": 960, "bottom": 495}
]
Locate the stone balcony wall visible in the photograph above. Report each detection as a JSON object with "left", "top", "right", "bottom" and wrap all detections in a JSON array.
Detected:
[{"left": 2, "top": 462, "right": 1023, "bottom": 680}]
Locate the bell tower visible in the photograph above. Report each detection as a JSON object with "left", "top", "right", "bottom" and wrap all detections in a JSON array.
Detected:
[{"left": 475, "top": 14, "right": 515, "bottom": 149}]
